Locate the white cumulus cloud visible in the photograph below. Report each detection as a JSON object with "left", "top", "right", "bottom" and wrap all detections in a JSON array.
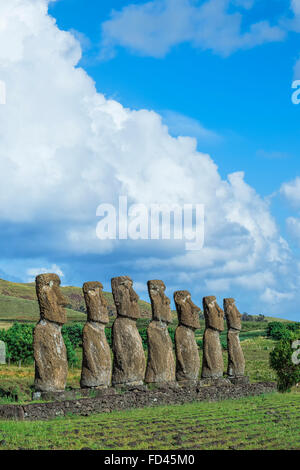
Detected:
[
  {"left": 0, "top": 0, "right": 298, "bottom": 317},
  {"left": 280, "top": 177, "right": 300, "bottom": 208},
  {"left": 26, "top": 264, "right": 64, "bottom": 282}
]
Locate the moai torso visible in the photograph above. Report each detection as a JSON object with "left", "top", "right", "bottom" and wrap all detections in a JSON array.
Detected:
[
  {"left": 201, "top": 296, "right": 224, "bottom": 379},
  {"left": 111, "top": 276, "right": 146, "bottom": 385},
  {"left": 80, "top": 282, "right": 112, "bottom": 388},
  {"left": 145, "top": 280, "right": 175, "bottom": 384},
  {"left": 224, "top": 298, "right": 245, "bottom": 377},
  {"left": 34, "top": 273, "right": 68, "bottom": 392},
  {"left": 174, "top": 291, "right": 201, "bottom": 383}
]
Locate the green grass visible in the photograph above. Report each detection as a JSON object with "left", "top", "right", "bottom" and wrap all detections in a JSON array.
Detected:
[
  {"left": 0, "top": 294, "right": 86, "bottom": 323},
  {"left": 0, "top": 393, "right": 298, "bottom": 450},
  {"left": 0, "top": 278, "right": 152, "bottom": 324}
]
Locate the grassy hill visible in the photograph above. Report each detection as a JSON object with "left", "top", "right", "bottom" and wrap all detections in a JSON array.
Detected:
[
  {"left": 0, "top": 278, "right": 292, "bottom": 327},
  {"left": 0, "top": 278, "right": 152, "bottom": 325}
]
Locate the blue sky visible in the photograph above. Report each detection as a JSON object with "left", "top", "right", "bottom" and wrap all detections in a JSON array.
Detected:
[
  {"left": 0, "top": 0, "right": 300, "bottom": 320},
  {"left": 49, "top": 0, "right": 300, "bottom": 189}
]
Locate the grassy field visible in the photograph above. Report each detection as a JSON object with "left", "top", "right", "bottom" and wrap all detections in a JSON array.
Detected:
[
  {"left": 0, "top": 278, "right": 298, "bottom": 451},
  {"left": 0, "top": 392, "right": 298, "bottom": 450},
  {"left": 0, "top": 323, "right": 298, "bottom": 451}
]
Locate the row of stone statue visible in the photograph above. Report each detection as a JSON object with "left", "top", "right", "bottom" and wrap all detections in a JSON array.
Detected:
[{"left": 33, "top": 274, "right": 245, "bottom": 392}]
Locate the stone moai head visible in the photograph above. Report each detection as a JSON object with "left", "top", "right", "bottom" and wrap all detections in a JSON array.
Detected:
[
  {"left": 223, "top": 298, "right": 242, "bottom": 331},
  {"left": 174, "top": 290, "right": 201, "bottom": 330},
  {"left": 35, "top": 273, "right": 68, "bottom": 325},
  {"left": 203, "top": 296, "right": 224, "bottom": 332},
  {"left": 147, "top": 280, "right": 172, "bottom": 324},
  {"left": 111, "top": 276, "right": 140, "bottom": 320},
  {"left": 83, "top": 281, "right": 109, "bottom": 324}
]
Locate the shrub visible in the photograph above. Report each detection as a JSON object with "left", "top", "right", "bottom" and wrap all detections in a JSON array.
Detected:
[
  {"left": 61, "top": 332, "right": 79, "bottom": 367},
  {"left": 168, "top": 328, "right": 175, "bottom": 346},
  {"left": 269, "top": 333, "right": 300, "bottom": 392},
  {"left": 287, "top": 323, "right": 300, "bottom": 333},
  {"left": 267, "top": 322, "right": 289, "bottom": 340},
  {"left": 62, "top": 323, "right": 83, "bottom": 348},
  {"left": 139, "top": 328, "right": 148, "bottom": 350},
  {"left": 267, "top": 321, "right": 300, "bottom": 341},
  {"left": 0, "top": 323, "right": 34, "bottom": 364},
  {"left": 0, "top": 322, "right": 81, "bottom": 366},
  {"left": 105, "top": 327, "right": 112, "bottom": 347}
]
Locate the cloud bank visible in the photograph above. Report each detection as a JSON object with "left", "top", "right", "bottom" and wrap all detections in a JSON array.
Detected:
[{"left": 0, "top": 0, "right": 299, "bottom": 318}]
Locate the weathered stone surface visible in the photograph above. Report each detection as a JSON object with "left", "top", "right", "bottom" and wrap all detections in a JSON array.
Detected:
[
  {"left": 173, "top": 291, "right": 201, "bottom": 330},
  {"left": 203, "top": 296, "right": 224, "bottom": 332},
  {"left": 145, "top": 280, "right": 175, "bottom": 383},
  {"left": 0, "top": 382, "right": 277, "bottom": 421},
  {"left": 111, "top": 276, "right": 145, "bottom": 384},
  {"left": 35, "top": 273, "right": 68, "bottom": 324},
  {"left": 201, "top": 296, "right": 224, "bottom": 379},
  {"left": 147, "top": 280, "right": 172, "bottom": 323},
  {"left": 112, "top": 317, "right": 146, "bottom": 385},
  {"left": 111, "top": 276, "right": 140, "bottom": 320},
  {"left": 34, "top": 273, "right": 68, "bottom": 392},
  {"left": 83, "top": 281, "right": 109, "bottom": 324},
  {"left": 201, "top": 328, "right": 224, "bottom": 379},
  {"left": 34, "top": 320, "right": 68, "bottom": 392},
  {"left": 198, "top": 377, "right": 232, "bottom": 387},
  {"left": 224, "top": 298, "right": 245, "bottom": 377},
  {"left": 80, "top": 322, "right": 112, "bottom": 388},
  {"left": 175, "top": 325, "right": 200, "bottom": 383},
  {"left": 0, "top": 340, "right": 5, "bottom": 364},
  {"left": 80, "top": 281, "right": 112, "bottom": 388},
  {"left": 145, "top": 320, "right": 175, "bottom": 383},
  {"left": 174, "top": 291, "right": 201, "bottom": 383},
  {"left": 223, "top": 298, "right": 242, "bottom": 331},
  {"left": 228, "top": 376, "right": 249, "bottom": 385}
]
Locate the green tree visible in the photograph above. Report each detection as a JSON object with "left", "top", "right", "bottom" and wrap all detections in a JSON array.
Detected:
[
  {"left": 0, "top": 323, "right": 34, "bottom": 364},
  {"left": 269, "top": 333, "right": 300, "bottom": 392},
  {"left": 62, "top": 323, "right": 83, "bottom": 348}
]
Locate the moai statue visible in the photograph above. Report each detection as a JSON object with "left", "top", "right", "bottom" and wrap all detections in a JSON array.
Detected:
[
  {"left": 34, "top": 273, "right": 68, "bottom": 392},
  {"left": 145, "top": 280, "right": 175, "bottom": 384},
  {"left": 111, "top": 276, "right": 146, "bottom": 386},
  {"left": 174, "top": 291, "right": 201, "bottom": 383},
  {"left": 224, "top": 298, "right": 245, "bottom": 377},
  {"left": 0, "top": 340, "right": 5, "bottom": 365},
  {"left": 80, "top": 282, "right": 112, "bottom": 388},
  {"left": 201, "top": 296, "right": 224, "bottom": 379}
]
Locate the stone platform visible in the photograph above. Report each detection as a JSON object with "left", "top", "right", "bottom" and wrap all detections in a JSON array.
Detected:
[{"left": 0, "top": 379, "right": 275, "bottom": 421}]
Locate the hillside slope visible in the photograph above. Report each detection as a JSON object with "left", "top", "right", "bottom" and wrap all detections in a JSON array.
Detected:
[
  {"left": 0, "top": 278, "right": 152, "bottom": 323},
  {"left": 0, "top": 278, "right": 292, "bottom": 325}
]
